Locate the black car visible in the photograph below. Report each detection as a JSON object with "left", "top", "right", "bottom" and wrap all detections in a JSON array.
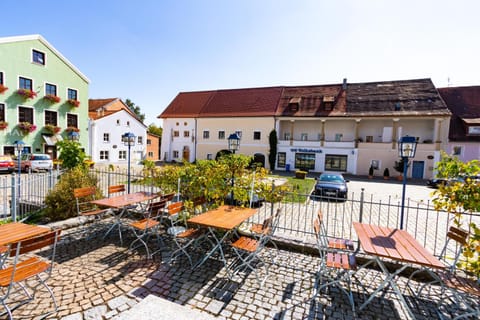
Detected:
[
  {"left": 314, "top": 173, "right": 349, "bottom": 200},
  {"left": 427, "top": 175, "right": 480, "bottom": 188},
  {"left": 426, "top": 178, "right": 448, "bottom": 189}
]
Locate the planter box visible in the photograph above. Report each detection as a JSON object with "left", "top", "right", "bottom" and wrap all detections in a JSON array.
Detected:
[{"left": 295, "top": 171, "right": 307, "bottom": 179}]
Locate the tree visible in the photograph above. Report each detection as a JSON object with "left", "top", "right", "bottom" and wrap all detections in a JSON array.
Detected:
[
  {"left": 268, "top": 130, "right": 278, "bottom": 171},
  {"left": 56, "top": 140, "right": 86, "bottom": 169},
  {"left": 124, "top": 98, "right": 145, "bottom": 122},
  {"left": 148, "top": 123, "right": 162, "bottom": 137},
  {"left": 432, "top": 152, "right": 480, "bottom": 277}
]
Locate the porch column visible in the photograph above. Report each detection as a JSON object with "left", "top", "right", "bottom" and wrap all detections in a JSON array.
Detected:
[
  {"left": 392, "top": 118, "right": 399, "bottom": 149},
  {"left": 434, "top": 118, "right": 443, "bottom": 151},
  {"left": 355, "top": 119, "right": 361, "bottom": 148},
  {"left": 290, "top": 120, "right": 294, "bottom": 146},
  {"left": 321, "top": 120, "right": 325, "bottom": 147}
]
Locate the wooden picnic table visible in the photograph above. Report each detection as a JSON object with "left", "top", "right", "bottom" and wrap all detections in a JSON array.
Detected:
[{"left": 0, "top": 222, "right": 51, "bottom": 246}]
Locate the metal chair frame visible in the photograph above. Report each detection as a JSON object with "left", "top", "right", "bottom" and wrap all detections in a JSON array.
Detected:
[{"left": 73, "top": 186, "right": 109, "bottom": 237}]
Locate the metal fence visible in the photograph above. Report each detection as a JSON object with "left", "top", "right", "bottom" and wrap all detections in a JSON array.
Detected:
[{"left": 1, "top": 168, "right": 478, "bottom": 266}]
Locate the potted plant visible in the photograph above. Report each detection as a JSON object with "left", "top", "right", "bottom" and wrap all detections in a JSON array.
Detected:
[
  {"left": 65, "top": 126, "right": 80, "bottom": 133},
  {"left": 16, "top": 88, "right": 37, "bottom": 100},
  {"left": 368, "top": 166, "right": 374, "bottom": 179},
  {"left": 44, "top": 94, "right": 61, "bottom": 103},
  {"left": 67, "top": 99, "right": 80, "bottom": 107},
  {"left": 0, "top": 121, "right": 8, "bottom": 130},
  {"left": 0, "top": 84, "right": 8, "bottom": 94},
  {"left": 394, "top": 158, "right": 406, "bottom": 181},
  {"left": 17, "top": 122, "right": 37, "bottom": 135},
  {"left": 383, "top": 168, "right": 390, "bottom": 180},
  {"left": 44, "top": 124, "right": 61, "bottom": 134}
]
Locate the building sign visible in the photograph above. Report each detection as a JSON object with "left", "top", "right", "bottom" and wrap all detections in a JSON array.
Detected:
[{"left": 290, "top": 148, "right": 322, "bottom": 153}]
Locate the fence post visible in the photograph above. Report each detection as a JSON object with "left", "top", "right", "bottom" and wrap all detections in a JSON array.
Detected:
[
  {"left": 11, "top": 174, "right": 17, "bottom": 222},
  {"left": 107, "top": 169, "right": 112, "bottom": 196},
  {"left": 271, "top": 180, "right": 275, "bottom": 217},
  {"left": 359, "top": 188, "right": 364, "bottom": 223},
  {"left": 48, "top": 169, "right": 53, "bottom": 190}
]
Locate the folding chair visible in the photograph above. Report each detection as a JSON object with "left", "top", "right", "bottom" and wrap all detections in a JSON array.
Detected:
[
  {"left": 229, "top": 209, "right": 281, "bottom": 287},
  {"left": 316, "top": 210, "right": 354, "bottom": 251},
  {"left": 0, "top": 229, "right": 61, "bottom": 320},
  {"left": 108, "top": 184, "right": 126, "bottom": 197},
  {"left": 73, "top": 186, "right": 109, "bottom": 236},
  {"left": 312, "top": 217, "right": 357, "bottom": 313},
  {"left": 128, "top": 198, "right": 168, "bottom": 259},
  {"left": 411, "top": 226, "right": 479, "bottom": 319}
]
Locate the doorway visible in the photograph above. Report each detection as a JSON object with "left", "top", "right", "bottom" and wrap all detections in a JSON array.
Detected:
[{"left": 412, "top": 161, "right": 424, "bottom": 179}]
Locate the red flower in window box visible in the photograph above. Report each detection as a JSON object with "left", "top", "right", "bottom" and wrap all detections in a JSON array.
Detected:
[
  {"left": 67, "top": 99, "right": 80, "bottom": 107},
  {"left": 0, "top": 84, "right": 8, "bottom": 94},
  {"left": 16, "top": 89, "right": 37, "bottom": 100},
  {"left": 44, "top": 124, "right": 61, "bottom": 134},
  {"left": 0, "top": 121, "right": 8, "bottom": 130},
  {"left": 65, "top": 126, "right": 80, "bottom": 133},
  {"left": 44, "top": 94, "right": 61, "bottom": 103},
  {"left": 17, "top": 122, "right": 37, "bottom": 135}
]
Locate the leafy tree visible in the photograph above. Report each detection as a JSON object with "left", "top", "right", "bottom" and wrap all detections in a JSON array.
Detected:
[
  {"left": 148, "top": 123, "right": 162, "bottom": 137},
  {"left": 432, "top": 152, "right": 480, "bottom": 276},
  {"left": 124, "top": 98, "right": 145, "bottom": 122},
  {"left": 56, "top": 140, "right": 87, "bottom": 169},
  {"left": 268, "top": 130, "right": 278, "bottom": 171}
]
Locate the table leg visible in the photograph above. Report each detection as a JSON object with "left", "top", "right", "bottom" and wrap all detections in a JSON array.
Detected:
[
  {"left": 193, "top": 227, "right": 232, "bottom": 275},
  {"left": 103, "top": 207, "right": 127, "bottom": 244}
]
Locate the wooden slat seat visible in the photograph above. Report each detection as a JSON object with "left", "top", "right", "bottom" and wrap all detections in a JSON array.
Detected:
[
  {"left": 0, "top": 257, "right": 50, "bottom": 286},
  {"left": 129, "top": 218, "right": 160, "bottom": 230},
  {"left": 326, "top": 252, "right": 357, "bottom": 270},
  {"left": 317, "top": 210, "right": 355, "bottom": 251},
  {"left": 108, "top": 184, "right": 126, "bottom": 195},
  {"left": 176, "top": 228, "right": 205, "bottom": 239},
  {"left": 232, "top": 236, "right": 259, "bottom": 253}
]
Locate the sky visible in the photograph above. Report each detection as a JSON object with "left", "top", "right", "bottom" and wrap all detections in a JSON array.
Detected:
[{"left": 2, "top": 0, "right": 480, "bottom": 126}]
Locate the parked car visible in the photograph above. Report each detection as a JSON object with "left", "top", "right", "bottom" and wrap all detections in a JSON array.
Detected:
[
  {"left": 426, "top": 178, "right": 448, "bottom": 188},
  {"left": 426, "top": 175, "right": 480, "bottom": 188},
  {"left": 314, "top": 172, "right": 349, "bottom": 200},
  {"left": 0, "top": 155, "right": 15, "bottom": 173},
  {"left": 16, "top": 153, "right": 53, "bottom": 172}
]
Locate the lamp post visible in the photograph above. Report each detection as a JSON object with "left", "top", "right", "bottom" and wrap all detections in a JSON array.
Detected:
[
  {"left": 68, "top": 131, "right": 80, "bottom": 141},
  {"left": 227, "top": 133, "right": 241, "bottom": 205},
  {"left": 398, "top": 136, "right": 417, "bottom": 230},
  {"left": 122, "top": 132, "right": 136, "bottom": 194}
]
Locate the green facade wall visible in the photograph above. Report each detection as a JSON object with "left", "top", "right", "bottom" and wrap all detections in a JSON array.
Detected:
[{"left": 0, "top": 36, "right": 89, "bottom": 157}]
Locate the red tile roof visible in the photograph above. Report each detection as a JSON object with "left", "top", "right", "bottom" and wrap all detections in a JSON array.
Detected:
[
  {"left": 438, "top": 86, "right": 480, "bottom": 141},
  {"left": 88, "top": 98, "right": 117, "bottom": 112},
  {"left": 159, "top": 91, "right": 215, "bottom": 118}
]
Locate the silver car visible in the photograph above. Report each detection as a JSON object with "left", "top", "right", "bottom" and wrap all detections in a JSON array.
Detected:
[{"left": 17, "top": 153, "right": 53, "bottom": 172}]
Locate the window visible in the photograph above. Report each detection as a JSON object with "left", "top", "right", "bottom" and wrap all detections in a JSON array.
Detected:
[
  {"left": 371, "top": 160, "right": 379, "bottom": 170},
  {"left": 184, "top": 122, "right": 187, "bottom": 126},
  {"left": 325, "top": 154, "right": 347, "bottom": 172},
  {"left": 116, "top": 119, "right": 120, "bottom": 125},
  {"left": 301, "top": 133, "right": 308, "bottom": 141},
  {"left": 67, "top": 88, "right": 78, "bottom": 100},
  {"left": 119, "top": 150, "right": 127, "bottom": 160},
  {"left": 284, "top": 132, "right": 291, "bottom": 140},
  {"left": 99, "top": 150, "right": 109, "bottom": 160},
  {"left": 45, "top": 83, "right": 57, "bottom": 96},
  {"left": 295, "top": 153, "right": 315, "bottom": 170},
  {"left": 32, "top": 50, "right": 45, "bottom": 65},
  {"left": 173, "top": 150, "right": 179, "bottom": 158},
  {"left": 453, "top": 146, "right": 462, "bottom": 156},
  {"left": 103, "top": 133, "right": 110, "bottom": 143},
  {"left": 173, "top": 130, "right": 179, "bottom": 137},
  {"left": 147, "top": 139, "right": 152, "bottom": 145},
  {"left": 207, "top": 153, "right": 213, "bottom": 160},
  {"left": 138, "top": 136, "right": 143, "bottom": 144},
  {"left": 18, "top": 106, "right": 34, "bottom": 123},
  {"left": 366, "top": 136, "right": 373, "bottom": 143},
  {"left": 467, "top": 126, "right": 480, "bottom": 135},
  {"left": 44, "top": 110, "right": 57, "bottom": 126},
  {"left": 277, "top": 152, "right": 286, "bottom": 168},
  {"left": 184, "top": 131, "right": 190, "bottom": 137},
  {"left": 0, "top": 103, "right": 5, "bottom": 122},
  {"left": 19, "top": 77, "right": 32, "bottom": 90},
  {"left": 0, "top": 72, "right": 4, "bottom": 85},
  {"left": 127, "top": 121, "right": 130, "bottom": 126},
  {"left": 218, "top": 131, "right": 225, "bottom": 139},
  {"left": 235, "top": 130, "right": 242, "bottom": 138},
  {"left": 148, "top": 151, "right": 154, "bottom": 158},
  {"left": 253, "top": 131, "right": 261, "bottom": 140},
  {"left": 203, "top": 130, "right": 210, "bottom": 139},
  {"left": 67, "top": 114, "right": 78, "bottom": 128},
  {"left": 335, "top": 133, "right": 343, "bottom": 142},
  {"left": 176, "top": 122, "right": 179, "bottom": 126}
]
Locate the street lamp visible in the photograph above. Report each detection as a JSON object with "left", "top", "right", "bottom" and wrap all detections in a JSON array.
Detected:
[
  {"left": 227, "top": 132, "right": 241, "bottom": 205},
  {"left": 68, "top": 131, "right": 80, "bottom": 141},
  {"left": 398, "top": 136, "right": 417, "bottom": 230},
  {"left": 122, "top": 132, "right": 136, "bottom": 194}
]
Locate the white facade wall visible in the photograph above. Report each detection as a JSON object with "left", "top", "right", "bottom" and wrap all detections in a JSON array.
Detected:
[
  {"left": 160, "top": 118, "right": 196, "bottom": 162},
  {"left": 89, "top": 110, "right": 147, "bottom": 164}
]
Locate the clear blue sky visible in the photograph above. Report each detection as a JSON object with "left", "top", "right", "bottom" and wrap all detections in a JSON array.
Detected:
[{"left": 2, "top": 0, "right": 479, "bottom": 125}]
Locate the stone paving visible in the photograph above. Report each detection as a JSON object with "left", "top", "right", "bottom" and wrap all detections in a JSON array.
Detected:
[{"left": 5, "top": 219, "right": 476, "bottom": 320}]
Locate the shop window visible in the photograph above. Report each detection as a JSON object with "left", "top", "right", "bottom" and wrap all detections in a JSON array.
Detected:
[
  {"left": 295, "top": 153, "right": 315, "bottom": 171},
  {"left": 277, "top": 152, "right": 286, "bottom": 168},
  {"left": 325, "top": 154, "right": 347, "bottom": 172}
]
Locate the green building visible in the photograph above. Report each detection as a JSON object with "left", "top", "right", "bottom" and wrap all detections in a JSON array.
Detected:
[{"left": 0, "top": 34, "right": 89, "bottom": 158}]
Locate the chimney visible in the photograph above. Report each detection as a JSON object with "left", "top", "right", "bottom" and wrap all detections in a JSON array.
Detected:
[{"left": 342, "top": 78, "right": 348, "bottom": 90}]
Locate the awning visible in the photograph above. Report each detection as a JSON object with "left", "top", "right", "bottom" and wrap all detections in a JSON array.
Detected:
[
  {"left": 462, "top": 117, "right": 480, "bottom": 124},
  {"left": 42, "top": 134, "right": 63, "bottom": 146}
]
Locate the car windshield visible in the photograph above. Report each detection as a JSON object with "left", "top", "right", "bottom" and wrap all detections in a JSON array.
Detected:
[
  {"left": 319, "top": 174, "right": 344, "bottom": 183},
  {"left": 32, "top": 155, "right": 50, "bottom": 160}
]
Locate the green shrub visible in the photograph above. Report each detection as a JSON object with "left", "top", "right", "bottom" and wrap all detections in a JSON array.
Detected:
[{"left": 44, "top": 166, "right": 102, "bottom": 222}]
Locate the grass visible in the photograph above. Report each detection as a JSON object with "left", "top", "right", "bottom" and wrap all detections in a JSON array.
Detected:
[{"left": 269, "top": 174, "right": 316, "bottom": 203}]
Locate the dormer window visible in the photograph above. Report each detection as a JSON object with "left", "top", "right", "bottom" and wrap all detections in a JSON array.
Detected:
[
  {"left": 32, "top": 49, "right": 45, "bottom": 65},
  {"left": 323, "top": 96, "right": 335, "bottom": 111},
  {"left": 289, "top": 97, "right": 301, "bottom": 111}
]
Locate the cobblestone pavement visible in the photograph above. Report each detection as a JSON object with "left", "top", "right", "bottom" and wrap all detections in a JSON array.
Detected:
[{"left": 6, "top": 221, "right": 476, "bottom": 320}]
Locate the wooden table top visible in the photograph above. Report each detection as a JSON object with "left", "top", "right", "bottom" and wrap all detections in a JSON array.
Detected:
[
  {"left": 188, "top": 205, "right": 257, "bottom": 230},
  {"left": 0, "top": 222, "right": 51, "bottom": 246},
  {"left": 353, "top": 222, "right": 445, "bottom": 269},
  {"left": 90, "top": 192, "right": 157, "bottom": 209}
]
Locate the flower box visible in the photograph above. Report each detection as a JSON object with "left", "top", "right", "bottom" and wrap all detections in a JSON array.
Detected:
[
  {"left": 67, "top": 99, "right": 80, "bottom": 107},
  {"left": 17, "top": 122, "right": 37, "bottom": 135},
  {"left": 295, "top": 170, "right": 307, "bottom": 179},
  {"left": 0, "top": 121, "right": 8, "bottom": 130},
  {"left": 44, "top": 94, "right": 61, "bottom": 103},
  {"left": 65, "top": 126, "right": 80, "bottom": 133},
  {"left": 44, "top": 125, "right": 61, "bottom": 134},
  {"left": 16, "top": 89, "right": 37, "bottom": 100},
  {"left": 0, "top": 84, "right": 8, "bottom": 94}
]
